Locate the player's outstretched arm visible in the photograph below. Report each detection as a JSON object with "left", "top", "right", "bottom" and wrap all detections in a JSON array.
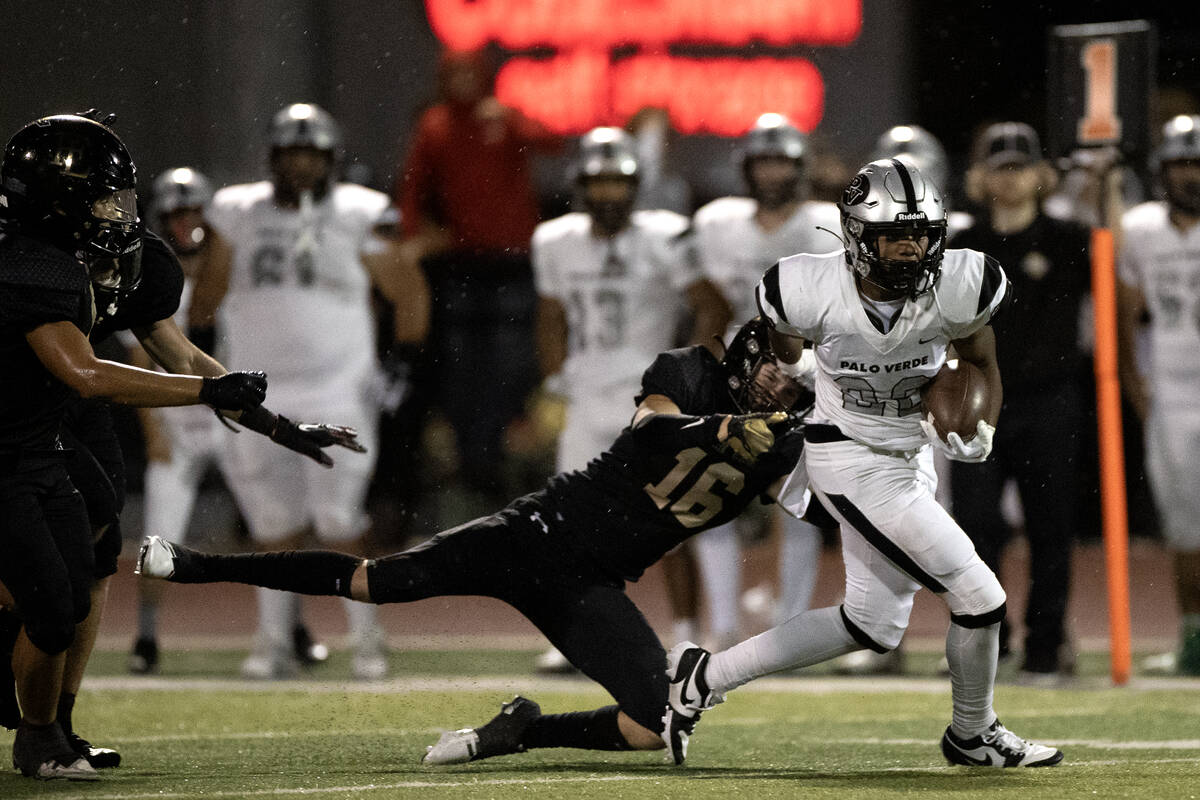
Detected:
[
  {"left": 27, "top": 320, "right": 264, "bottom": 410},
  {"left": 631, "top": 394, "right": 785, "bottom": 467},
  {"left": 131, "top": 316, "right": 364, "bottom": 466}
]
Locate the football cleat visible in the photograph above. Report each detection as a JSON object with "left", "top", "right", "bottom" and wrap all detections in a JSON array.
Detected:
[
  {"left": 128, "top": 636, "right": 160, "bottom": 675},
  {"left": 663, "top": 642, "right": 725, "bottom": 765},
  {"left": 67, "top": 732, "right": 121, "bottom": 769},
  {"left": 12, "top": 723, "right": 100, "bottom": 781},
  {"left": 135, "top": 536, "right": 181, "bottom": 580},
  {"left": 292, "top": 625, "right": 330, "bottom": 667},
  {"left": 422, "top": 696, "right": 541, "bottom": 765},
  {"left": 941, "top": 719, "right": 1063, "bottom": 767}
]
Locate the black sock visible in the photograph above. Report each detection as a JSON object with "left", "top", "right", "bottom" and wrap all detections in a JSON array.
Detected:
[
  {"left": 57, "top": 692, "right": 75, "bottom": 736},
  {"left": 521, "top": 705, "right": 632, "bottom": 751},
  {"left": 175, "top": 549, "right": 361, "bottom": 598}
]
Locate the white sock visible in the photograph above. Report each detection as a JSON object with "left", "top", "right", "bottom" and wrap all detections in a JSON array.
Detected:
[
  {"left": 946, "top": 621, "right": 999, "bottom": 738},
  {"left": 694, "top": 524, "right": 741, "bottom": 640},
  {"left": 776, "top": 518, "right": 822, "bottom": 624},
  {"left": 342, "top": 597, "right": 379, "bottom": 642},
  {"left": 255, "top": 587, "right": 294, "bottom": 650},
  {"left": 706, "top": 606, "right": 858, "bottom": 694}
]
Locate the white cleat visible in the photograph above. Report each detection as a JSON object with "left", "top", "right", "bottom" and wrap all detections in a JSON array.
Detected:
[
  {"left": 422, "top": 729, "right": 481, "bottom": 765},
  {"left": 662, "top": 641, "right": 724, "bottom": 765},
  {"left": 135, "top": 535, "right": 178, "bottom": 579},
  {"left": 941, "top": 719, "right": 1064, "bottom": 767},
  {"left": 27, "top": 755, "right": 99, "bottom": 782}
]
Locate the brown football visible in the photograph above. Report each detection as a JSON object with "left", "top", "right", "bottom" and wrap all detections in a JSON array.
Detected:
[{"left": 920, "top": 360, "right": 989, "bottom": 442}]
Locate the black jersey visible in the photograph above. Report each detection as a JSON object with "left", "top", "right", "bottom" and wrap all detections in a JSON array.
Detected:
[
  {"left": 90, "top": 230, "right": 183, "bottom": 345},
  {"left": 538, "top": 346, "right": 805, "bottom": 582},
  {"left": 950, "top": 213, "right": 1090, "bottom": 394},
  {"left": 0, "top": 232, "right": 93, "bottom": 453}
]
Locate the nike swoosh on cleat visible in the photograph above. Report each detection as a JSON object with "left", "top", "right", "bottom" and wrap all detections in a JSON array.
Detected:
[{"left": 953, "top": 747, "right": 995, "bottom": 766}]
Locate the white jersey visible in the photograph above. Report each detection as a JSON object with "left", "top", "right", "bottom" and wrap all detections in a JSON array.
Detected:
[
  {"left": 532, "top": 209, "right": 699, "bottom": 397},
  {"left": 692, "top": 196, "right": 842, "bottom": 333},
  {"left": 208, "top": 181, "right": 390, "bottom": 412},
  {"left": 756, "top": 249, "right": 1008, "bottom": 452},
  {"left": 1119, "top": 201, "right": 1200, "bottom": 412}
]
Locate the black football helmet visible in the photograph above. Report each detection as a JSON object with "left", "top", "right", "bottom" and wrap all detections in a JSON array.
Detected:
[
  {"left": 721, "top": 318, "right": 806, "bottom": 413},
  {"left": 839, "top": 158, "right": 947, "bottom": 298},
  {"left": 1, "top": 114, "right": 141, "bottom": 264}
]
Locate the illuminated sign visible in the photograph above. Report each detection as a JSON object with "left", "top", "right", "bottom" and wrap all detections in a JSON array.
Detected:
[{"left": 425, "top": 0, "right": 861, "bottom": 136}]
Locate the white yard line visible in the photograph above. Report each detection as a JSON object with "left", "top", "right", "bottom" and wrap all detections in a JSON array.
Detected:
[{"left": 12, "top": 758, "right": 1200, "bottom": 800}]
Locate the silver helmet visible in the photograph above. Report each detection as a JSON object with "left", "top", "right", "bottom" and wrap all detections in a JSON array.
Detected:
[
  {"left": 740, "top": 113, "right": 806, "bottom": 164},
  {"left": 1158, "top": 115, "right": 1200, "bottom": 215},
  {"left": 870, "top": 125, "right": 949, "bottom": 198},
  {"left": 575, "top": 127, "right": 639, "bottom": 181},
  {"left": 1157, "top": 115, "right": 1200, "bottom": 164},
  {"left": 839, "top": 159, "right": 947, "bottom": 298},
  {"left": 151, "top": 167, "right": 213, "bottom": 217},
  {"left": 270, "top": 103, "right": 342, "bottom": 153}
]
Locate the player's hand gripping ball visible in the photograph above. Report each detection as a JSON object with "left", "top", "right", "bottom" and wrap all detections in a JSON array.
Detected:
[{"left": 919, "top": 361, "right": 994, "bottom": 463}]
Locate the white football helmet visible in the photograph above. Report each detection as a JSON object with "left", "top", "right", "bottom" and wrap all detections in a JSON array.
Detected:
[
  {"left": 1158, "top": 115, "right": 1200, "bottom": 215},
  {"left": 575, "top": 127, "right": 639, "bottom": 181},
  {"left": 151, "top": 167, "right": 213, "bottom": 218},
  {"left": 871, "top": 125, "right": 949, "bottom": 200},
  {"left": 270, "top": 103, "right": 342, "bottom": 153},
  {"left": 839, "top": 159, "right": 947, "bottom": 298}
]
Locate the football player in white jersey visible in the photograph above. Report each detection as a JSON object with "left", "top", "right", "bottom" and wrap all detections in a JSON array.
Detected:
[
  {"left": 665, "top": 159, "right": 1064, "bottom": 768},
  {"left": 689, "top": 114, "right": 839, "bottom": 649},
  {"left": 205, "top": 103, "right": 430, "bottom": 680},
  {"left": 530, "top": 126, "right": 730, "bottom": 672},
  {"left": 1119, "top": 115, "right": 1200, "bottom": 676}
]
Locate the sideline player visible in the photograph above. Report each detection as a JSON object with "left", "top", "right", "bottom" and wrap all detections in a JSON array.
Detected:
[
  {"left": 1119, "top": 114, "right": 1200, "bottom": 676},
  {"left": 137, "top": 320, "right": 814, "bottom": 766},
  {"left": 688, "top": 113, "right": 839, "bottom": 648},
  {"left": 205, "top": 103, "right": 430, "bottom": 680},
  {"left": 665, "top": 159, "right": 1064, "bottom": 768},
  {"left": 530, "top": 127, "right": 729, "bottom": 672}
]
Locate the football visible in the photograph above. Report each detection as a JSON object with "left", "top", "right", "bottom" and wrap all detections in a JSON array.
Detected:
[{"left": 920, "top": 360, "right": 989, "bottom": 442}]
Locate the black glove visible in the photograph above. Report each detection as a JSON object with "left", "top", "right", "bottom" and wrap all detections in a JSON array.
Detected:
[
  {"left": 720, "top": 411, "right": 789, "bottom": 468},
  {"left": 238, "top": 407, "right": 366, "bottom": 468},
  {"left": 199, "top": 371, "right": 267, "bottom": 411}
]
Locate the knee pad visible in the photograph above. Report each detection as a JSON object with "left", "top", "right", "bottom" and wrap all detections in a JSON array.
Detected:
[
  {"left": 942, "top": 560, "right": 1007, "bottom": 622},
  {"left": 840, "top": 605, "right": 906, "bottom": 653},
  {"left": 22, "top": 598, "right": 77, "bottom": 655}
]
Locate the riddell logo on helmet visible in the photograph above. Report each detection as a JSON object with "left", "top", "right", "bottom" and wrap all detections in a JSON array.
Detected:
[{"left": 896, "top": 212, "right": 927, "bottom": 221}]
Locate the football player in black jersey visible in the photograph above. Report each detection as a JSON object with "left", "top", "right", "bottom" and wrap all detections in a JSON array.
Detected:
[
  {"left": 0, "top": 113, "right": 272, "bottom": 781},
  {"left": 0, "top": 113, "right": 363, "bottom": 780},
  {"left": 136, "top": 318, "right": 817, "bottom": 766}
]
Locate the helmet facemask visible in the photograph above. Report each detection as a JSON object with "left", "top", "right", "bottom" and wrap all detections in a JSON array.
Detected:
[
  {"left": 1163, "top": 160, "right": 1200, "bottom": 216},
  {"left": 843, "top": 216, "right": 946, "bottom": 298},
  {"left": 721, "top": 319, "right": 803, "bottom": 413},
  {"left": 744, "top": 155, "right": 803, "bottom": 211}
]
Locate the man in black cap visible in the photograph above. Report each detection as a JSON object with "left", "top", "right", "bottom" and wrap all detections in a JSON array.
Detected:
[{"left": 950, "top": 121, "right": 1092, "bottom": 682}]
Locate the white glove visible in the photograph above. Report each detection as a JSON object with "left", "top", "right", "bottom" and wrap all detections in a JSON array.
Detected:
[{"left": 919, "top": 415, "right": 995, "bottom": 463}]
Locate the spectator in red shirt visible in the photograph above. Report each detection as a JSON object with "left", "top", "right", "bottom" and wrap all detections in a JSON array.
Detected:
[{"left": 395, "top": 49, "right": 563, "bottom": 499}]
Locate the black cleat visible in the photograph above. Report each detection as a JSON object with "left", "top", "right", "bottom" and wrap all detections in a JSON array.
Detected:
[
  {"left": 422, "top": 696, "right": 541, "bottom": 764},
  {"left": 292, "top": 624, "right": 329, "bottom": 666},
  {"left": 128, "top": 637, "right": 159, "bottom": 675},
  {"left": 67, "top": 732, "right": 121, "bottom": 769}
]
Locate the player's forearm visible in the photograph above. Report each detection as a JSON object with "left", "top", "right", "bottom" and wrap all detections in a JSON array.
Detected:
[
  {"left": 631, "top": 412, "right": 727, "bottom": 450},
  {"left": 74, "top": 360, "right": 204, "bottom": 407}
]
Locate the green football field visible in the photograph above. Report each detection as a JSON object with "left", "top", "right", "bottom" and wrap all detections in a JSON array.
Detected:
[{"left": 2, "top": 648, "right": 1198, "bottom": 799}]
